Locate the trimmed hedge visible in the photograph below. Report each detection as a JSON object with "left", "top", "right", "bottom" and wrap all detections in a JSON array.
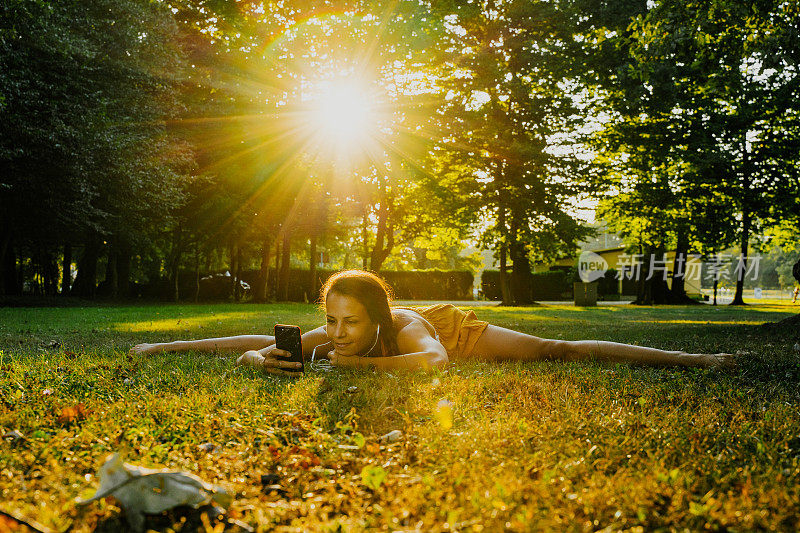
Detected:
[
  {"left": 481, "top": 268, "right": 620, "bottom": 301},
  {"left": 134, "top": 268, "right": 475, "bottom": 302}
]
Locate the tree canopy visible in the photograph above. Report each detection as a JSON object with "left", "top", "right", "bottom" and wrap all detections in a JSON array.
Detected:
[{"left": 1, "top": 0, "right": 797, "bottom": 304}]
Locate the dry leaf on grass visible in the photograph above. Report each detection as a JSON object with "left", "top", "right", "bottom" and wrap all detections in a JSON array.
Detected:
[
  {"left": 0, "top": 509, "right": 53, "bottom": 533},
  {"left": 56, "top": 403, "right": 90, "bottom": 424},
  {"left": 77, "top": 453, "right": 231, "bottom": 532}
]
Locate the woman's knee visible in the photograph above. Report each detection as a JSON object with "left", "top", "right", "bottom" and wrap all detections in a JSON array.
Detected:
[
  {"left": 538, "top": 339, "right": 571, "bottom": 360},
  {"left": 508, "top": 336, "right": 566, "bottom": 361}
]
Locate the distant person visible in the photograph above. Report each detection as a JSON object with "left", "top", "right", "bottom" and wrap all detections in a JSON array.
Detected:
[
  {"left": 131, "top": 270, "right": 736, "bottom": 374},
  {"left": 793, "top": 287, "right": 799, "bottom": 304}
]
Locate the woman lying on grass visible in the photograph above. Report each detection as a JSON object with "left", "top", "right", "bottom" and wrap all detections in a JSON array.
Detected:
[{"left": 130, "top": 269, "right": 736, "bottom": 375}]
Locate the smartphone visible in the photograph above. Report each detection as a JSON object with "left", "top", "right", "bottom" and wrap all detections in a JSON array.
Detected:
[{"left": 274, "top": 324, "right": 304, "bottom": 373}]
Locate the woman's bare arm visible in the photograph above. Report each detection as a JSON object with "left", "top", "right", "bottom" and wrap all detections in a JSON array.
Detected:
[
  {"left": 331, "top": 351, "right": 448, "bottom": 371},
  {"left": 237, "top": 325, "right": 332, "bottom": 375},
  {"left": 130, "top": 335, "right": 274, "bottom": 355},
  {"left": 329, "top": 321, "right": 448, "bottom": 371},
  {"left": 254, "top": 326, "right": 331, "bottom": 358}
]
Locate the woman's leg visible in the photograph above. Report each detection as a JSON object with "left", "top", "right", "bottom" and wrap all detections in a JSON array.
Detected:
[{"left": 469, "top": 325, "right": 733, "bottom": 368}]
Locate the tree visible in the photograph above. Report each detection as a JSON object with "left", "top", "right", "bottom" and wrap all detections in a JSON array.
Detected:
[
  {"left": 431, "top": 0, "right": 593, "bottom": 305},
  {"left": 0, "top": 0, "right": 189, "bottom": 298},
  {"left": 585, "top": 0, "right": 800, "bottom": 305}
]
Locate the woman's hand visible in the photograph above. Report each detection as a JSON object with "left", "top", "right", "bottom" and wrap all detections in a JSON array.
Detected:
[
  {"left": 327, "top": 350, "right": 365, "bottom": 368},
  {"left": 239, "top": 348, "right": 302, "bottom": 376}
]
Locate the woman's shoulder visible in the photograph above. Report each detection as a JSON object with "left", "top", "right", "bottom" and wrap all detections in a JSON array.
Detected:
[
  {"left": 391, "top": 307, "right": 422, "bottom": 325},
  {"left": 391, "top": 307, "right": 436, "bottom": 338}
]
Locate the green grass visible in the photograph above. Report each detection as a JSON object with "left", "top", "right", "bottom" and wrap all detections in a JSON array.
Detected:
[{"left": 1, "top": 302, "right": 799, "bottom": 532}]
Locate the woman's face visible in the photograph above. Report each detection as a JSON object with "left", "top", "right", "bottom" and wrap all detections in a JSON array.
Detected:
[{"left": 325, "top": 291, "right": 379, "bottom": 356}]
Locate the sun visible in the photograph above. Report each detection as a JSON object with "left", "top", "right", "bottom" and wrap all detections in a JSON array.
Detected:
[{"left": 310, "top": 80, "right": 376, "bottom": 151}]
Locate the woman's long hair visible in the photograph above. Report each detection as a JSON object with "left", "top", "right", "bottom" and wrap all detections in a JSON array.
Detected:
[{"left": 319, "top": 270, "right": 399, "bottom": 356}]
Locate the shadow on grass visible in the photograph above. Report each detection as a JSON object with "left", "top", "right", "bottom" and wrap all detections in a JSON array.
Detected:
[{"left": 91, "top": 504, "right": 245, "bottom": 533}]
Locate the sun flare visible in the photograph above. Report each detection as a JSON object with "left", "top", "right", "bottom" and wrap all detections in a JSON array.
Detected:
[{"left": 310, "top": 81, "right": 376, "bottom": 151}]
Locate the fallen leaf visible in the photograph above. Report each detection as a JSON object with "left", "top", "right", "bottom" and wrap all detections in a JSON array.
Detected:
[
  {"left": 318, "top": 378, "right": 333, "bottom": 393},
  {"left": 262, "top": 484, "right": 287, "bottom": 497},
  {"left": 361, "top": 465, "right": 386, "bottom": 490},
  {"left": 260, "top": 473, "right": 280, "bottom": 485},
  {"left": 0, "top": 510, "right": 54, "bottom": 533},
  {"left": 435, "top": 399, "right": 453, "bottom": 430},
  {"left": 2, "top": 430, "right": 24, "bottom": 443},
  {"left": 57, "top": 403, "right": 90, "bottom": 424},
  {"left": 379, "top": 430, "right": 402, "bottom": 443},
  {"left": 77, "top": 453, "right": 231, "bottom": 532}
]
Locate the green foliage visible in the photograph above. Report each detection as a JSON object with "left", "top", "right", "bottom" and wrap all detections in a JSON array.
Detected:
[
  {"left": 0, "top": 0, "right": 188, "bottom": 243},
  {"left": 3, "top": 0, "right": 798, "bottom": 311},
  {"left": 426, "top": 0, "right": 596, "bottom": 304},
  {"left": 582, "top": 0, "right": 800, "bottom": 302}
]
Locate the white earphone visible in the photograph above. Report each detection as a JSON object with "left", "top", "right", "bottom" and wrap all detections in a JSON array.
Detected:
[
  {"left": 364, "top": 324, "right": 381, "bottom": 356},
  {"left": 311, "top": 324, "right": 381, "bottom": 364}
]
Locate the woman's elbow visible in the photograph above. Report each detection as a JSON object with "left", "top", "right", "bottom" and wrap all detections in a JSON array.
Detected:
[{"left": 428, "top": 352, "right": 449, "bottom": 371}]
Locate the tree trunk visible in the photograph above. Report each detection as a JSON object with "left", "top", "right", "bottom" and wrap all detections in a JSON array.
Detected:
[
  {"left": 713, "top": 278, "right": 718, "bottom": 306},
  {"left": 17, "top": 250, "right": 25, "bottom": 295},
  {"left": 234, "top": 245, "right": 243, "bottom": 302},
  {"left": 229, "top": 243, "right": 237, "bottom": 299},
  {"left": 731, "top": 136, "right": 751, "bottom": 306},
  {"left": 73, "top": 235, "right": 100, "bottom": 298},
  {"left": 497, "top": 203, "right": 511, "bottom": 306},
  {"left": 106, "top": 247, "right": 118, "bottom": 299},
  {"left": 634, "top": 245, "right": 671, "bottom": 305},
  {"left": 3, "top": 242, "right": 19, "bottom": 296},
  {"left": 508, "top": 211, "right": 534, "bottom": 306},
  {"left": 499, "top": 243, "right": 511, "bottom": 306},
  {"left": 309, "top": 234, "right": 317, "bottom": 303},
  {"left": 730, "top": 208, "right": 750, "bottom": 306},
  {"left": 172, "top": 265, "right": 180, "bottom": 302},
  {"left": 279, "top": 229, "right": 290, "bottom": 301},
  {"left": 170, "top": 227, "right": 183, "bottom": 303},
  {"left": 194, "top": 243, "right": 200, "bottom": 303},
  {"left": 257, "top": 237, "right": 271, "bottom": 303},
  {"left": 117, "top": 242, "right": 131, "bottom": 299},
  {"left": 370, "top": 177, "right": 395, "bottom": 273},
  {"left": 361, "top": 208, "right": 369, "bottom": 270},
  {"left": 668, "top": 228, "right": 697, "bottom": 304},
  {"left": 61, "top": 244, "right": 72, "bottom": 295},
  {"left": 44, "top": 249, "right": 58, "bottom": 296},
  {"left": 509, "top": 243, "right": 534, "bottom": 305},
  {"left": 632, "top": 244, "right": 647, "bottom": 304},
  {"left": 274, "top": 236, "right": 280, "bottom": 301},
  {"left": 0, "top": 224, "right": 8, "bottom": 296}
]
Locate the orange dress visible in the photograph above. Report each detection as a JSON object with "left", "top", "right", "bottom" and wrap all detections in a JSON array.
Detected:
[{"left": 396, "top": 304, "right": 489, "bottom": 359}]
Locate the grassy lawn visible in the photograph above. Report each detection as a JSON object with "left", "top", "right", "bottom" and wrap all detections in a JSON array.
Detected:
[{"left": 2, "top": 301, "right": 799, "bottom": 532}]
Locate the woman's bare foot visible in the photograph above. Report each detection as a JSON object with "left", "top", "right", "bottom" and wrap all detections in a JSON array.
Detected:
[
  {"left": 129, "top": 343, "right": 160, "bottom": 356},
  {"left": 677, "top": 352, "right": 738, "bottom": 369},
  {"left": 702, "top": 353, "right": 738, "bottom": 369}
]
